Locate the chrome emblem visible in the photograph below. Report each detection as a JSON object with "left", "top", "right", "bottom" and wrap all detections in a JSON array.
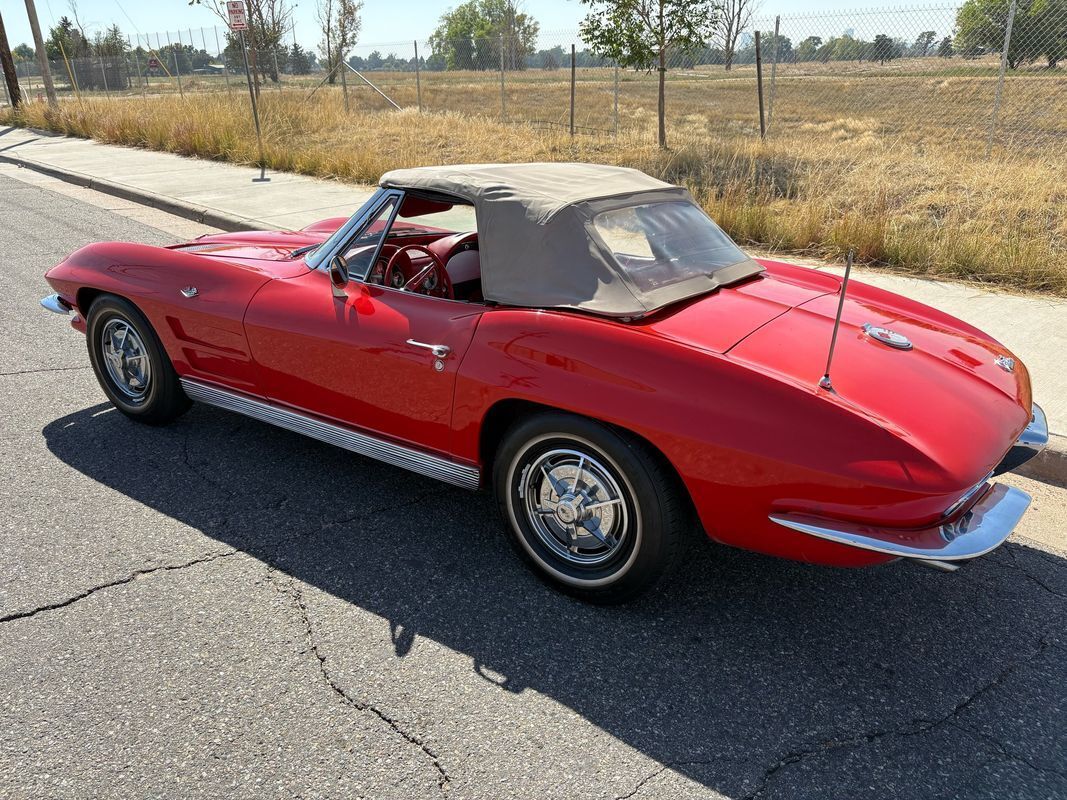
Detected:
[
  {"left": 862, "top": 323, "right": 912, "bottom": 351},
  {"left": 995, "top": 355, "right": 1015, "bottom": 373}
]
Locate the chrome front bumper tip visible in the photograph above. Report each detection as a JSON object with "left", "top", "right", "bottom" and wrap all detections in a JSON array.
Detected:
[
  {"left": 770, "top": 483, "right": 1031, "bottom": 566},
  {"left": 994, "top": 403, "right": 1049, "bottom": 476},
  {"left": 40, "top": 294, "right": 72, "bottom": 315}
]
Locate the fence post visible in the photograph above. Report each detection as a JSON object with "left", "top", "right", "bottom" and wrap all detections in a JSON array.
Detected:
[
  {"left": 339, "top": 49, "right": 349, "bottom": 111},
  {"left": 499, "top": 33, "right": 506, "bottom": 122},
  {"left": 755, "top": 31, "right": 766, "bottom": 139},
  {"left": 98, "top": 54, "right": 110, "bottom": 96},
  {"left": 214, "top": 27, "right": 232, "bottom": 96},
  {"left": 166, "top": 31, "right": 183, "bottom": 97},
  {"left": 570, "top": 43, "right": 576, "bottom": 137},
  {"left": 188, "top": 28, "right": 196, "bottom": 78},
  {"left": 129, "top": 35, "right": 146, "bottom": 98},
  {"left": 613, "top": 63, "right": 619, "bottom": 137},
  {"left": 414, "top": 40, "right": 422, "bottom": 112},
  {"left": 174, "top": 30, "right": 185, "bottom": 97},
  {"left": 273, "top": 48, "right": 281, "bottom": 91},
  {"left": 986, "top": 0, "right": 1017, "bottom": 157},
  {"left": 155, "top": 32, "right": 165, "bottom": 92},
  {"left": 768, "top": 15, "right": 780, "bottom": 130}
]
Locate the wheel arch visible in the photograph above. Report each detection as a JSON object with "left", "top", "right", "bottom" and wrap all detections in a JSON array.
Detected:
[
  {"left": 76, "top": 286, "right": 109, "bottom": 316},
  {"left": 477, "top": 397, "right": 699, "bottom": 527}
]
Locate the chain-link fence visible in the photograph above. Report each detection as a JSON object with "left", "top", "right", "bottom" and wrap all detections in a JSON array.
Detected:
[
  {"left": 323, "top": 3, "right": 1066, "bottom": 155},
  {"left": 5, "top": 26, "right": 299, "bottom": 99},
  {"left": 3, "top": 3, "right": 1065, "bottom": 155}
]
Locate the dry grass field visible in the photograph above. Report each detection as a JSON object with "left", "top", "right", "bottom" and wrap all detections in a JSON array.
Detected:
[{"left": 4, "top": 61, "right": 1065, "bottom": 293}]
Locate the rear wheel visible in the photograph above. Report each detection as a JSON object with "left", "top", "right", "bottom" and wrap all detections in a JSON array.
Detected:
[
  {"left": 86, "top": 294, "right": 190, "bottom": 425},
  {"left": 493, "top": 412, "right": 687, "bottom": 603}
]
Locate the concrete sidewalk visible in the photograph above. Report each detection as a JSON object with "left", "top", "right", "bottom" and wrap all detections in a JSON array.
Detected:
[
  {"left": 2, "top": 124, "right": 1064, "bottom": 473},
  {"left": 0, "top": 126, "right": 376, "bottom": 232}
]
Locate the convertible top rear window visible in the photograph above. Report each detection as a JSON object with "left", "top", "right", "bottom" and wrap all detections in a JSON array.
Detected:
[{"left": 593, "top": 201, "right": 748, "bottom": 293}]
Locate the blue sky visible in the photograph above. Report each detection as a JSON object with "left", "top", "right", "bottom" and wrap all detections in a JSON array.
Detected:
[{"left": 4, "top": 1, "right": 952, "bottom": 53}]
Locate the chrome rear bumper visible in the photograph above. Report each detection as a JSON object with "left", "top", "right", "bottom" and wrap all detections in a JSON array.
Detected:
[
  {"left": 994, "top": 403, "right": 1048, "bottom": 475},
  {"left": 770, "top": 483, "right": 1031, "bottom": 568}
]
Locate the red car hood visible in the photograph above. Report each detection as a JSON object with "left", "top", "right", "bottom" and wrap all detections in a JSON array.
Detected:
[{"left": 170, "top": 230, "right": 325, "bottom": 279}]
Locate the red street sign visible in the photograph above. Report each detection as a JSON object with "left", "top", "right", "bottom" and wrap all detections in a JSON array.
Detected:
[
  {"left": 226, "top": 0, "right": 248, "bottom": 31},
  {"left": 147, "top": 57, "right": 161, "bottom": 69}
]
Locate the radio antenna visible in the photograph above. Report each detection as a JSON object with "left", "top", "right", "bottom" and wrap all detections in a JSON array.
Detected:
[{"left": 819, "top": 248, "right": 854, "bottom": 393}]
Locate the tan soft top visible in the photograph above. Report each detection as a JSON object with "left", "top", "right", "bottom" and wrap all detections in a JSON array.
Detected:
[
  {"left": 381, "top": 163, "right": 677, "bottom": 224},
  {"left": 379, "top": 163, "right": 761, "bottom": 317}
]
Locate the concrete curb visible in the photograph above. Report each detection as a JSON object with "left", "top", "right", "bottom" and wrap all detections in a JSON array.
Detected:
[
  {"left": 0, "top": 151, "right": 269, "bottom": 233},
  {"left": 1018, "top": 434, "right": 1067, "bottom": 487},
  {"left": 5, "top": 138, "right": 1067, "bottom": 487}
]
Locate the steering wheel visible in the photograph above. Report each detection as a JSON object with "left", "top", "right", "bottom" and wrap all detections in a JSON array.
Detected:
[{"left": 383, "top": 245, "right": 454, "bottom": 300}]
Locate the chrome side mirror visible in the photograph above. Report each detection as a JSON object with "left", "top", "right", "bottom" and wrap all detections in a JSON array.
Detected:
[{"left": 329, "top": 255, "right": 349, "bottom": 298}]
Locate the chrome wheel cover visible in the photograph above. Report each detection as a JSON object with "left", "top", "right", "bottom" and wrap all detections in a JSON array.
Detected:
[
  {"left": 519, "top": 447, "right": 630, "bottom": 567},
  {"left": 100, "top": 318, "right": 152, "bottom": 401}
]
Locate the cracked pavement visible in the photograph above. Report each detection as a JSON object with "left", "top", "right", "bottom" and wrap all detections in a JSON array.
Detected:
[{"left": 2, "top": 165, "right": 1067, "bottom": 799}]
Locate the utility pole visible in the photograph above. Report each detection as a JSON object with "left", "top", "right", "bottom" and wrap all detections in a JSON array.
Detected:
[
  {"left": 24, "top": 0, "right": 57, "bottom": 106},
  {"left": 0, "top": 12, "right": 23, "bottom": 108}
]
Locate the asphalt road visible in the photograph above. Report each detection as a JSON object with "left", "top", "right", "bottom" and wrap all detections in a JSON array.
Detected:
[{"left": 1, "top": 166, "right": 1066, "bottom": 800}]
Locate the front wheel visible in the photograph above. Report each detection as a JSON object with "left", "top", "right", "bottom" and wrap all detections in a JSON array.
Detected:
[
  {"left": 494, "top": 412, "right": 687, "bottom": 603},
  {"left": 86, "top": 294, "right": 190, "bottom": 425}
]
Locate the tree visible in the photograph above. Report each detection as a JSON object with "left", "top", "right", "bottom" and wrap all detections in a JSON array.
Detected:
[
  {"left": 429, "top": 1, "right": 539, "bottom": 71},
  {"left": 953, "top": 0, "right": 1067, "bottom": 69},
  {"left": 871, "top": 33, "right": 895, "bottom": 64},
  {"left": 532, "top": 44, "right": 564, "bottom": 69},
  {"left": 580, "top": 0, "right": 718, "bottom": 149},
  {"left": 191, "top": 0, "right": 292, "bottom": 86},
  {"left": 937, "top": 35, "right": 954, "bottom": 57},
  {"left": 1035, "top": 0, "right": 1067, "bottom": 67},
  {"left": 289, "top": 42, "right": 312, "bottom": 74},
  {"left": 430, "top": 1, "right": 480, "bottom": 69},
  {"left": 796, "top": 35, "right": 822, "bottom": 62},
  {"left": 712, "top": 0, "right": 755, "bottom": 71},
  {"left": 94, "top": 24, "right": 127, "bottom": 57},
  {"left": 46, "top": 16, "right": 89, "bottom": 60},
  {"left": 732, "top": 31, "right": 791, "bottom": 65},
  {"left": 819, "top": 34, "right": 865, "bottom": 62},
  {"left": 13, "top": 43, "right": 35, "bottom": 61},
  {"left": 157, "top": 41, "right": 194, "bottom": 74},
  {"left": 913, "top": 30, "right": 936, "bottom": 57},
  {"left": 317, "top": 0, "right": 361, "bottom": 84}
]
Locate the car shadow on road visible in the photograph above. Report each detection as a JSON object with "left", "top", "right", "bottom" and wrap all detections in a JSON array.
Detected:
[{"left": 43, "top": 402, "right": 1067, "bottom": 799}]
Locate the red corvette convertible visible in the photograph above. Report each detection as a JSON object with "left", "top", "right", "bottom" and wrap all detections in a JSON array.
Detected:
[{"left": 41, "top": 163, "right": 1047, "bottom": 601}]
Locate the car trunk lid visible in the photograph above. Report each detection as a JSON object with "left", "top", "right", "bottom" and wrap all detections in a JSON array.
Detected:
[{"left": 728, "top": 288, "right": 1032, "bottom": 478}]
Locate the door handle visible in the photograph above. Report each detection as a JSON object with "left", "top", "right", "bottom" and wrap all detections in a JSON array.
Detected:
[{"left": 406, "top": 339, "right": 451, "bottom": 358}]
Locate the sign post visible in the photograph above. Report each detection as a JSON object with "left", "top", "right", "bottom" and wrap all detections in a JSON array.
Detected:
[{"left": 227, "top": 0, "right": 268, "bottom": 182}]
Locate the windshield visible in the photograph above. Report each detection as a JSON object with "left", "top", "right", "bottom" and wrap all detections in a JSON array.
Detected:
[
  {"left": 304, "top": 192, "right": 382, "bottom": 270},
  {"left": 592, "top": 201, "right": 748, "bottom": 293},
  {"left": 304, "top": 190, "right": 478, "bottom": 271}
]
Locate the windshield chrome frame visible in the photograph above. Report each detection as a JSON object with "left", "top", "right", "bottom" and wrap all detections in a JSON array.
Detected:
[{"left": 304, "top": 188, "right": 404, "bottom": 275}]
